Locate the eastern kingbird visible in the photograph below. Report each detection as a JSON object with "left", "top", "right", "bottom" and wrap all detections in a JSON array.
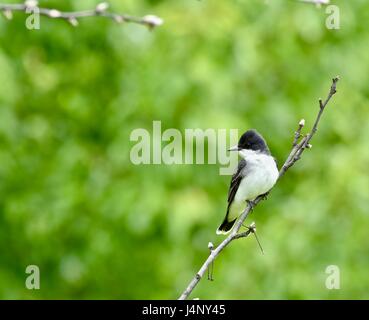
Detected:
[{"left": 216, "top": 129, "right": 279, "bottom": 235}]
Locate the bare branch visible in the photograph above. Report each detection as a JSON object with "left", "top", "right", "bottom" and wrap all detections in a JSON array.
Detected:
[
  {"left": 292, "top": 119, "right": 305, "bottom": 147},
  {"left": 178, "top": 218, "right": 254, "bottom": 301},
  {"left": 0, "top": 1, "right": 163, "bottom": 29},
  {"left": 178, "top": 76, "right": 340, "bottom": 300}
]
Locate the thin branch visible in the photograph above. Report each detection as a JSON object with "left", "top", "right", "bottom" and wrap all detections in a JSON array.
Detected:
[
  {"left": 292, "top": 119, "right": 305, "bottom": 147},
  {"left": 0, "top": 1, "right": 163, "bottom": 29},
  {"left": 178, "top": 217, "right": 254, "bottom": 301},
  {"left": 178, "top": 76, "right": 340, "bottom": 300}
]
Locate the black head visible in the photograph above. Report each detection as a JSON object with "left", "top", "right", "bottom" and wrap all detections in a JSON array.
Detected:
[{"left": 237, "top": 129, "right": 270, "bottom": 154}]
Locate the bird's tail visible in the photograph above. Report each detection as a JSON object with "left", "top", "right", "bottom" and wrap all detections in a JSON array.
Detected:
[{"left": 216, "top": 218, "right": 237, "bottom": 235}]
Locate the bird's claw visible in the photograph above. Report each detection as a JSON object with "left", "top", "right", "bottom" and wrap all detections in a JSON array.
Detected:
[
  {"left": 260, "top": 192, "right": 269, "bottom": 201},
  {"left": 247, "top": 200, "right": 256, "bottom": 211}
]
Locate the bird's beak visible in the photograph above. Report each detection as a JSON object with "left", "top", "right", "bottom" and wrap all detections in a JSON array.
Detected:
[{"left": 228, "top": 145, "right": 240, "bottom": 152}]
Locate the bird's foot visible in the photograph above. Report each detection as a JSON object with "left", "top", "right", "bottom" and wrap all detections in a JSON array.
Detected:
[
  {"left": 259, "top": 192, "right": 269, "bottom": 201},
  {"left": 247, "top": 200, "right": 256, "bottom": 211}
]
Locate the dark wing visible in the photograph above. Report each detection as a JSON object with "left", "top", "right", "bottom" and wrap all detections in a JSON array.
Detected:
[
  {"left": 217, "top": 159, "right": 247, "bottom": 234},
  {"left": 227, "top": 159, "right": 246, "bottom": 206}
]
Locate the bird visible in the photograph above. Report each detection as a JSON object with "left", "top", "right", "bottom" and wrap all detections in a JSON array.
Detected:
[{"left": 216, "top": 129, "right": 279, "bottom": 235}]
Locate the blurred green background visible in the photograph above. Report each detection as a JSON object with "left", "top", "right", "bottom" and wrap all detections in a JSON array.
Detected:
[{"left": 0, "top": 0, "right": 368, "bottom": 299}]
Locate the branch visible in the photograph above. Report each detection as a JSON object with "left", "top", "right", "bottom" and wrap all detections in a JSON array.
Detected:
[
  {"left": 0, "top": 1, "right": 163, "bottom": 29},
  {"left": 178, "top": 76, "right": 340, "bottom": 300}
]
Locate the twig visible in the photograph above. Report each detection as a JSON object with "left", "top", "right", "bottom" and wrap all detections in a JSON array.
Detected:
[
  {"left": 242, "top": 222, "right": 264, "bottom": 254},
  {"left": 0, "top": 1, "right": 163, "bottom": 29},
  {"left": 207, "top": 242, "right": 214, "bottom": 281},
  {"left": 293, "top": 119, "right": 305, "bottom": 147},
  {"left": 178, "top": 216, "right": 254, "bottom": 301},
  {"left": 178, "top": 76, "right": 340, "bottom": 300}
]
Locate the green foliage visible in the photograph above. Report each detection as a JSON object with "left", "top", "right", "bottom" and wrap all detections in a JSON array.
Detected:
[{"left": 0, "top": 0, "right": 368, "bottom": 299}]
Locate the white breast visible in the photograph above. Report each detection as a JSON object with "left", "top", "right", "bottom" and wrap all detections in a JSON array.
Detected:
[
  {"left": 236, "top": 150, "right": 278, "bottom": 202},
  {"left": 228, "top": 150, "right": 278, "bottom": 220}
]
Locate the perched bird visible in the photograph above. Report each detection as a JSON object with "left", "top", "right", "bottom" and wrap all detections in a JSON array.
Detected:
[{"left": 216, "top": 129, "right": 279, "bottom": 235}]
